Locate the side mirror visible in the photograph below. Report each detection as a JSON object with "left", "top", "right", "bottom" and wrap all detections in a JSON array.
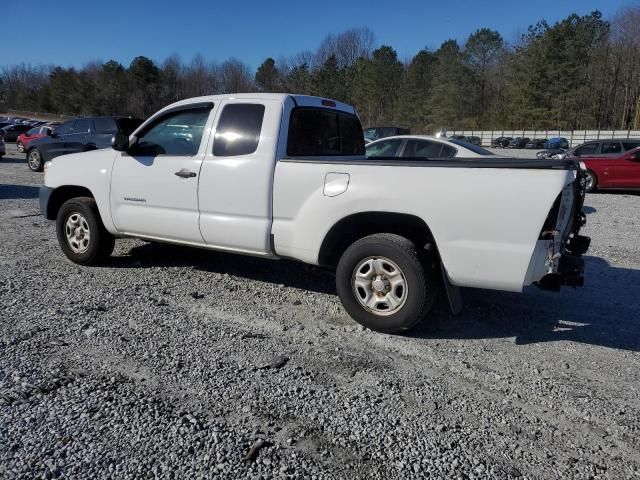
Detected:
[{"left": 112, "top": 133, "right": 130, "bottom": 151}]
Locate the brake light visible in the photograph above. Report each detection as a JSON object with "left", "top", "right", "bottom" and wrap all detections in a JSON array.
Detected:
[{"left": 322, "top": 99, "right": 336, "bottom": 107}]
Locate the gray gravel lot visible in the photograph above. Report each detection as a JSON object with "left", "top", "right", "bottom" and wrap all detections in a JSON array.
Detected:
[{"left": 1, "top": 143, "right": 640, "bottom": 479}]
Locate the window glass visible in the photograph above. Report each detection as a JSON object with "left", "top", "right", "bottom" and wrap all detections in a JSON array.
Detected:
[
  {"left": 601, "top": 142, "right": 622, "bottom": 154},
  {"left": 574, "top": 143, "right": 599, "bottom": 156},
  {"left": 363, "top": 128, "right": 379, "bottom": 141},
  {"left": 73, "top": 119, "right": 91, "bottom": 133},
  {"left": 448, "top": 139, "right": 493, "bottom": 155},
  {"left": 55, "top": 121, "right": 73, "bottom": 135},
  {"left": 402, "top": 140, "right": 445, "bottom": 158},
  {"left": 622, "top": 141, "right": 640, "bottom": 151},
  {"left": 287, "top": 108, "right": 365, "bottom": 156},
  {"left": 27, "top": 128, "right": 39, "bottom": 135},
  {"left": 131, "top": 107, "right": 210, "bottom": 157},
  {"left": 93, "top": 117, "right": 117, "bottom": 134},
  {"left": 213, "top": 104, "right": 265, "bottom": 157},
  {"left": 366, "top": 139, "right": 403, "bottom": 158}
]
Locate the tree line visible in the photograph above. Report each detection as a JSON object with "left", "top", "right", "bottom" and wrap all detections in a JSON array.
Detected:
[{"left": 1, "top": 5, "right": 639, "bottom": 132}]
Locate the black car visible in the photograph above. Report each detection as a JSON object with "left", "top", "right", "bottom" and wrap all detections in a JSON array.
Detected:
[
  {"left": 467, "top": 136, "right": 482, "bottom": 146},
  {"left": 26, "top": 116, "right": 143, "bottom": 171},
  {"left": 491, "top": 136, "right": 512, "bottom": 148},
  {"left": 450, "top": 135, "right": 469, "bottom": 142},
  {"left": 507, "top": 137, "right": 530, "bottom": 148},
  {"left": 0, "top": 123, "right": 33, "bottom": 142},
  {"left": 525, "top": 138, "right": 547, "bottom": 149}
]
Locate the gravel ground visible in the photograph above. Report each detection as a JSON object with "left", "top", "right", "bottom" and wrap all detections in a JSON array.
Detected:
[{"left": 1, "top": 144, "right": 640, "bottom": 480}]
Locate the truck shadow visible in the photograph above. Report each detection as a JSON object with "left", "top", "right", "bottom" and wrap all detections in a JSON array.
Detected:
[
  {"left": 0, "top": 184, "right": 40, "bottom": 199},
  {"left": 416, "top": 256, "right": 640, "bottom": 352},
  {"left": 116, "top": 244, "right": 640, "bottom": 352},
  {"left": 115, "top": 242, "right": 336, "bottom": 295}
]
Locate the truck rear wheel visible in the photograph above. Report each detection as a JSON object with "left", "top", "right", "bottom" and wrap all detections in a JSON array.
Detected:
[
  {"left": 56, "top": 197, "right": 115, "bottom": 265},
  {"left": 336, "top": 233, "right": 435, "bottom": 333}
]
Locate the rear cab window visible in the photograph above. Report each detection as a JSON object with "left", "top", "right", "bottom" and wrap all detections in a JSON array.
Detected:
[{"left": 287, "top": 107, "right": 365, "bottom": 156}]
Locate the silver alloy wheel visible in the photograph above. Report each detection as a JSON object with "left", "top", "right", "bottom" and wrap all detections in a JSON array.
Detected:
[
  {"left": 585, "top": 172, "right": 595, "bottom": 191},
  {"left": 28, "top": 150, "right": 41, "bottom": 170},
  {"left": 352, "top": 256, "right": 408, "bottom": 316},
  {"left": 64, "top": 213, "right": 91, "bottom": 254}
]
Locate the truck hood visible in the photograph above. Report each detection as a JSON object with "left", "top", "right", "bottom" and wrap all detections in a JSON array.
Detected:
[{"left": 45, "top": 148, "right": 118, "bottom": 189}]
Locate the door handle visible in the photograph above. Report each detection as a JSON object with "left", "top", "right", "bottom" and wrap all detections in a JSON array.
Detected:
[{"left": 174, "top": 168, "right": 197, "bottom": 178}]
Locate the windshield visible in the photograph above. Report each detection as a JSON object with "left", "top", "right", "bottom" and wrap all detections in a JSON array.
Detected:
[{"left": 448, "top": 139, "right": 494, "bottom": 155}]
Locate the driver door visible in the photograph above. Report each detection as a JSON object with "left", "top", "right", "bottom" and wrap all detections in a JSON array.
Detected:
[{"left": 110, "top": 104, "right": 215, "bottom": 243}]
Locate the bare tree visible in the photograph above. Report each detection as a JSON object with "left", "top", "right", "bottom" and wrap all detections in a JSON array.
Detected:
[{"left": 220, "top": 58, "right": 254, "bottom": 93}]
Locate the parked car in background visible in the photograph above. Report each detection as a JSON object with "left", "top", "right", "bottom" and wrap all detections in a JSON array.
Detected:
[
  {"left": 0, "top": 123, "right": 33, "bottom": 142},
  {"left": 0, "top": 138, "right": 5, "bottom": 158},
  {"left": 507, "top": 137, "right": 530, "bottom": 149},
  {"left": 450, "top": 135, "right": 469, "bottom": 142},
  {"left": 17, "top": 125, "right": 55, "bottom": 153},
  {"left": 363, "top": 126, "right": 410, "bottom": 142},
  {"left": 467, "top": 136, "right": 482, "bottom": 146},
  {"left": 0, "top": 121, "right": 14, "bottom": 130},
  {"left": 26, "top": 116, "right": 143, "bottom": 171},
  {"left": 525, "top": 138, "right": 547, "bottom": 149},
  {"left": 366, "top": 135, "right": 495, "bottom": 159},
  {"left": 491, "top": 136, "right": 512, "bottom": 148},
  {"left": 545, "top": 137, "right": 569, "bottom": 149},
  {"left": 560, "top": 139, "right": 640, "bottom": 159},
  {"left": 580, "top": 146, "right": 640, "bottom": 192}
]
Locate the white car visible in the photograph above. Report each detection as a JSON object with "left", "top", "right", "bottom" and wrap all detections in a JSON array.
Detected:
[
  {"left": 366, "top": 135, "right": 495, "bottom": 159},
  {"left": 40, "top": 94, "right": 589, "bottom": 333}
]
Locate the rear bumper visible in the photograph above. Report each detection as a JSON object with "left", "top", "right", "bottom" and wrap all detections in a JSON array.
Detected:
[{"left": 39, "top": 186, "right": 54, "bottom": 218}]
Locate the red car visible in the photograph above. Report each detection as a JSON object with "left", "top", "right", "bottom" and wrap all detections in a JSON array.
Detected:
[
  {"left": 582, "top": 146, "right": 640, "bottom": 192},
  {"left": 16, "top": 124, "right": 57, "bottom": 153}
]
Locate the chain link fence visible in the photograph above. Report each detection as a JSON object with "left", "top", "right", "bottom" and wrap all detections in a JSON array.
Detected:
[{"left": 449, "top": 129, "right": 640, "bottom": 148}]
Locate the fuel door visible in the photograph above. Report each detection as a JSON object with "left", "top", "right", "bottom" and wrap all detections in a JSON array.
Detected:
[{"left": 323, "top": 172, "right": 350, "bottom": 197}]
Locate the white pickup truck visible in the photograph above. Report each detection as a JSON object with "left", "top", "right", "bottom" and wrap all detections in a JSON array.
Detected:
[{"left": 40, "top": 94, "right": 590, "bottom": 333}]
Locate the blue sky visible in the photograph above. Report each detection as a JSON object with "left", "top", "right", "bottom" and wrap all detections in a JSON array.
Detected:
[{"left": 3, "top": 0, "right": 632, "bottom": 70}]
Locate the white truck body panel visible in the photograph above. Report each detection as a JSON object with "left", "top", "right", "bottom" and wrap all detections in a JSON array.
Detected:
[
  {"left": 43, "top": 93, "right": 585, "bottom": 297},
  {"left": 272, "top": 161, "right": 575, "bottom": 291}
]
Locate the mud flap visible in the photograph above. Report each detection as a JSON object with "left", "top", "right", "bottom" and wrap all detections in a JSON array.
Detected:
[{"left": 440, "top": 262, "right": 463, "bottom": 314}]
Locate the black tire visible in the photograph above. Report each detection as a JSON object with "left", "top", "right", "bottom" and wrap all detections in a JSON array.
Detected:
[
  {"left": 584, "top": 170, "right": 597, "bottom": 193},
  {"left": 27, "top": 149, "right": 44, "bottom": 172},
  {"left": 56, "top": 197, "right": 115, "bottom": 265},
  {"left": 336, "top": 233, "right": 436, "bottom": 333}
]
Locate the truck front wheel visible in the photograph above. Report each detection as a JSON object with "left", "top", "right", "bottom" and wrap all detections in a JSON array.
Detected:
[
  {"left": 56, "top": 197, "right": 115, "bottom": 265},
  {"left": 336, "top": 233, "right": 435, "bottom": 333}
]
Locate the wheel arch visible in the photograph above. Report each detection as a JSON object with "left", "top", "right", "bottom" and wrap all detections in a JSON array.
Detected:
[
  {"left": 318, "top": 211, "right": 438, "bottom": 268},
  {"left": 45, "top": 185, "right": 95, "bottom": 220}
]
